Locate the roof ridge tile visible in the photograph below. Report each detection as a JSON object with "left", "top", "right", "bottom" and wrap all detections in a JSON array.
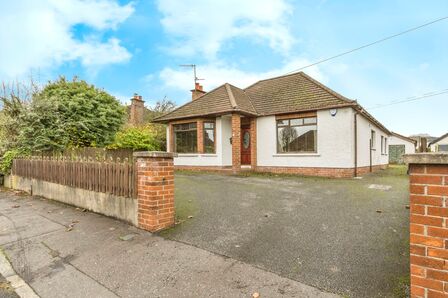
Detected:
[{"left": 225, "top": 83, "right": 238, "bottom": 109}]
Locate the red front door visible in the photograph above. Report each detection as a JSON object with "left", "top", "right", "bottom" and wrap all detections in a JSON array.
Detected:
[{"left": 241, "top": 127, "right": 251, "bottom": 165}]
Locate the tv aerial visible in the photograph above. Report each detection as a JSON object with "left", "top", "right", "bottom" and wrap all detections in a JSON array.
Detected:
[{"left": 179, "top": 64, "right": 204, "bottom": 87}]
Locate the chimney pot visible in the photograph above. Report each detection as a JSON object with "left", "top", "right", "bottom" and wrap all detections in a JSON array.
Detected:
[{"left": 195, "top": 82, "right": 203, "bottom": 91}]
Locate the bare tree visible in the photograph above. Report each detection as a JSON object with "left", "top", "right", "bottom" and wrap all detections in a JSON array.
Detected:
[{"left": 152, "top": 96, "right": 176, "bottom": 113}]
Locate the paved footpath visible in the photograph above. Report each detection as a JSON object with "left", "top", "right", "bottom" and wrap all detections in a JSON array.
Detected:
[{"left": 0, "top": 188, "right": 339, "bottom": 298}]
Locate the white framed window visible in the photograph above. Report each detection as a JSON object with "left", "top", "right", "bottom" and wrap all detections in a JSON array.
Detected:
[
  {"left": 174, "top": 122, "right": 197, "bottom": 153},
  {"left": 276, "top": 117, "right": 317, "bottom": 153}
]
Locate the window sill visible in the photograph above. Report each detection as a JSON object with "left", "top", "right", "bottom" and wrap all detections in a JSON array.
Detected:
[
  {"left": 176, "top": 154, "right": 199, "bottom": 157},
  {"left": 175, "top": 153, "right": 218, "bottom": 157},
  {"left": 272, "top": 153, "right": 320, "bottom": 157}
]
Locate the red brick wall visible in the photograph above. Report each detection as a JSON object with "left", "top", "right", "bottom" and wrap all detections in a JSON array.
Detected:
[
  {"left": 232, "top": 114, "right": 241, "bottom": 173},
  {"left": 174, "top": 164, "right": 387, "bottom": 178},
  {"left": 197, "top": 119, "right": 204, "bottom": 154},
  {"left": 408, "top": 163, "right": 448, "bottom": 298},
  {"left": 255, "top": 164, "right": 387, "bottom": 178},
  {"left": 135, "top": 152, "right": 175, "bottom": 232},
  {"left": 168, "top": 124, "right": 174, "bottom": 152},
  {"left": 175, "top": 165, "right": 233, "bottom": 173},
  {"left": 355, "top": 164, "right": 388, "bottom": 176},
  {"left": 250, "top": 118, "right": 257, "bottom": 168}
]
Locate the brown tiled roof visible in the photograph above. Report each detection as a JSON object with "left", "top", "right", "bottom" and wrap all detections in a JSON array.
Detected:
[
  {"left": 244, "top": 72, "right": 355, "bottom": 115},
  {"left": 227, "top": 84, "right": 257, "bottom": 114},
  {"left": 154, "top": 83, "right": 257, "bottom": 122},
  {"left": 154, "top": 72, "right": 390, "bottom": 134}
]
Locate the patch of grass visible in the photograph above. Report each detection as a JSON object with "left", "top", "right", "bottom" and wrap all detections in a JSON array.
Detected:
[
  {"left": 174, "top": 193, "right": 198, "bottom": 223},
  {"left": 391, "top": 275, "right": 410, "bottom": 298},
  {"left": 0, "top": 281, "right": 14, "bottom": 292},
  {"left": 371, "top": 165, "right": 408, "bottom": 177}
]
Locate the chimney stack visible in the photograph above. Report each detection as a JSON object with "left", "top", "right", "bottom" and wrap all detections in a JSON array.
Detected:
[
  {"left": 191, "top": 82, "right": 206, "bottom": 101},
  {"left": 129, "top": 93, "right": 145, "bottom": 125}
]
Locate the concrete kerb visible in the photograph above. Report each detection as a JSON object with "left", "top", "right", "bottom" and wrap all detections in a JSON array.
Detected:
[{"left": 0, "top": 250, "right": 39, "bottom": 298}]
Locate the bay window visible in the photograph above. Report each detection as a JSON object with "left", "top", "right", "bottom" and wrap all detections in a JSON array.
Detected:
[
  {"left": 174, "top": 123, "right": 197, "bottom": 153},
  {"left": 203, "top": 122, "right": 215, "bottom": 153}
]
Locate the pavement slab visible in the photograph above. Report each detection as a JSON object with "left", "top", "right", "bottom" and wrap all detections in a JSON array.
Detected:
[{"left": 0, "top": 188, "right": 339, "bottom": 298}]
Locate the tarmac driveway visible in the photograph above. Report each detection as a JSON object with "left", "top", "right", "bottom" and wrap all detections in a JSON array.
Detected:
[{"left": 162, "top": 166, "right": 410, "bottom": 298}]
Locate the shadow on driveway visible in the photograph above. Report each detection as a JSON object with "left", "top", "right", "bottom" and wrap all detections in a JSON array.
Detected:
[{"left": 161, "top": 166, "right": 410, "bottom": 298}]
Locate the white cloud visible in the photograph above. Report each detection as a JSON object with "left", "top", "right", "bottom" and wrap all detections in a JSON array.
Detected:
[
  {"left": 156, "top": 0, "right": 295, "bottom": 59},
  {"left": 0, "top": 0, "right": 134, "bottom": 78},
  {"left": 158, "top": 58, "right": 326, "bottom": 100}
]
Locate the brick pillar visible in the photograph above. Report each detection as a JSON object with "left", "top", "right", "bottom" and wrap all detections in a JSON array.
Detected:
[
  {"left": 232, "top": 114, "right": 241, "bottom": 173},
  {"left": 404, "top": 153, "right": 448, "bottom": 298},
  {"left": 250, "top": 118, "right": 257, "bottom": 169},
  {"left": 134, "top": 151, "right": 176, "bottom": 232},
  {"left": 168, "top": 124, "right": 174, "bottom": 153},
  {"left": 197, "top": 119, "right": 204, "bottom": 153}
]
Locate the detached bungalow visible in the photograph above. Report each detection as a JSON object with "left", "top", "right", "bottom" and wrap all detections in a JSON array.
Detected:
[{"left": 154, "top": 72, "right": 390, "bottom": 177}]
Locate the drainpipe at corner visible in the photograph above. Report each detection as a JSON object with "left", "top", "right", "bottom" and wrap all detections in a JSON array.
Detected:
[{"left": 354, "top": 111, "right": 358, "bottom": 177}]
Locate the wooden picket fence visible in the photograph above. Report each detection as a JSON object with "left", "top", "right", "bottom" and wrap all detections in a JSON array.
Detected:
[{"left": 12, "top": 156, "right": 136, "bottom": 198}]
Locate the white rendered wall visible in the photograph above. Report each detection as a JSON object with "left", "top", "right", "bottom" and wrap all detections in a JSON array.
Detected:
[
  {"left": 389, "top": 135, "right": 416, "bottom": 154},
  {"left": 256, "top": 107, "right": 355, "bottom": 168},
  {"left": 168, "top": 108, "right": 389, "bottom": 169},
  {"left": 173, "top": 116, "right": 232, "bottom": 166},
  {"left": 356, "top": 114, "right": 389, "bottom": 167},
  {"left": 432, "top": 135, "right": 448, "bottom": 152},
  {"left": 220, "top": 115, "right": 233, "bottom": 166}
]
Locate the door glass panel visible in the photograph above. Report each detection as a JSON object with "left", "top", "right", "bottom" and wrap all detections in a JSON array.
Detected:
[{"left": 243, "top": 131, "right": 250, "bottom": 149}]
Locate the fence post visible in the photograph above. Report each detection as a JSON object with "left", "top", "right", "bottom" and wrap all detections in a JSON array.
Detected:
[
  {"left": 404, "top": 153, "right": 448, "bottom": 298},
  {"left": 133, "top": 151, "right": 176, "bottom": 232}
]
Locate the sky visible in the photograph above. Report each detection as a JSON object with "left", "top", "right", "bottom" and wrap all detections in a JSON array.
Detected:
[{"left": 1, "top": 0, "right": 447, "bottom": 136}]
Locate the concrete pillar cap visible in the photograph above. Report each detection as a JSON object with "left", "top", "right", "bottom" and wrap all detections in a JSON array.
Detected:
[{"left": 403, "top": 153, "right": 448, "bottom": 164}]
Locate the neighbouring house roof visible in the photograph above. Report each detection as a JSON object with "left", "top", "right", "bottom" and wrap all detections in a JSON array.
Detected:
[
  {"left": 391, "top": 131, "right": 417, "bottom": 144},
  {"left": 153, "top": 72, "right": 390, "bottom": 134},
  {"left": 429, "top": 132, "right": 448, "bottom": 145}
]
